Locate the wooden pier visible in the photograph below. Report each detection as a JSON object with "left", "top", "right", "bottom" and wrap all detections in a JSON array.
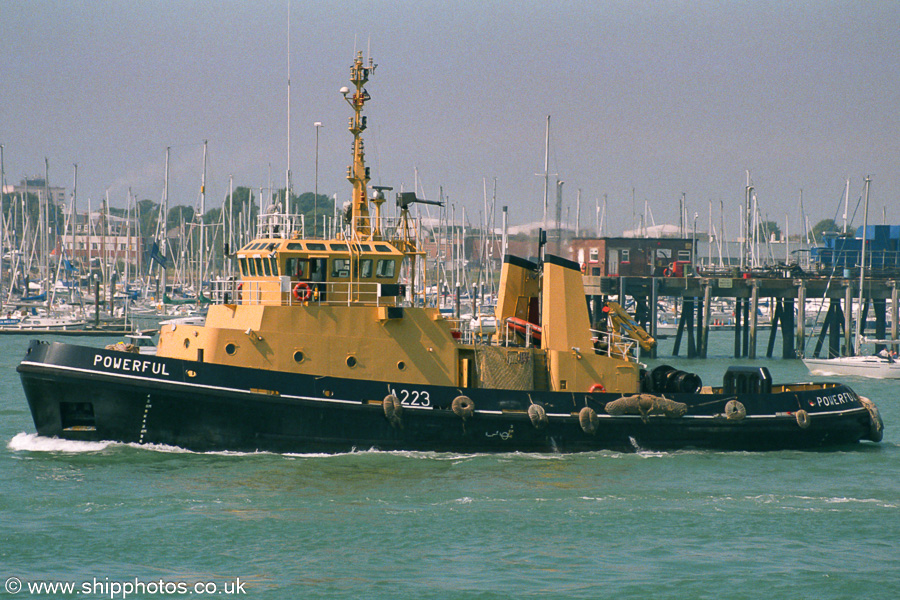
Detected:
[{"left": 584, "top": 275, "right": 900, "bottom": 360}]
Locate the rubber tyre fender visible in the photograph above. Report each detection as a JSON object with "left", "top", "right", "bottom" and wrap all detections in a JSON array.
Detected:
[
  {"left": 859, "top": 396, "right": 883, "bottom": 442},
  {"left": 383, "top": 394, "right": 402, "bottom": 426},
  {"left": 528, "top": 403, "right": 549, "bottom": 429},
  {"left": 724, "top": 399, "right": 746, "bottom": 421},
  {"left": 452, "top": 395, "right": 475, "bottom": 420},
  {"left": 579, "top": 406, "right": 599, "bottom": 435},
  {"left": 795, "top": 409, "right": 811, "bottom": 429}
]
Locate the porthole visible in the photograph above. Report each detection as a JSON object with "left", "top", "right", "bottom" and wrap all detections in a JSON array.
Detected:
[
  {"left": 293, "top": 350, "right": 304, "bottom": 363},
  {"left": 225, "top": 343, "right": 237, "bottom": 355},
  {"left": 397, "top": 361, "right": 406, "bottom": 371},
  {"left": 346, "top": 355, "right": 357, "bottom": 368}
]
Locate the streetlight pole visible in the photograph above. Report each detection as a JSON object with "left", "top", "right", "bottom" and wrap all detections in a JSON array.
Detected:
[{"left": 314, "top": 121, "right": 323, "bottom": 236}]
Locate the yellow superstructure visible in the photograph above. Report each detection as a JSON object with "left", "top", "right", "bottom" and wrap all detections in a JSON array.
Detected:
[{"left": 156, "top": 52, "right": 646, "bottom": 396}]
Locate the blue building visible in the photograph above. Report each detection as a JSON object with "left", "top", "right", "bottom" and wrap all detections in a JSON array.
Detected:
[{"left": 811, "top": 225, "right": 900, "bottom": 274}]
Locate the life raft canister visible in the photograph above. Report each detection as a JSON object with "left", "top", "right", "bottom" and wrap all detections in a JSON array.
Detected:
[{"left": 292, "top": 282, "right": 312, "bottom": 302}]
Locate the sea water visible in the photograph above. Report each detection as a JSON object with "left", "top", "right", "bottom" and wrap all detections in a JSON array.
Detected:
[{"left": 2, "top": 333, "right": 899, "bottom": 599}]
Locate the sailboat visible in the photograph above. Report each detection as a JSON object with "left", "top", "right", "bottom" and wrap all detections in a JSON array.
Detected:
[{"left": 803, "top": 176, "right": 900, "bottom": 378}]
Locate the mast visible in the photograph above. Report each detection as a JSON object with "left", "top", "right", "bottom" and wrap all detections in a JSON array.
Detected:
[
  {"left": 43, "top": 159, "right": 50, "bottom": 298},
  {"left": 540, "top": 116, "right": 550, "bottom": 231},
  {"left": 342, "top": 51, "right": 375, "bottom": 240},
  {"left": 842, "top": 177, "right": 850, "bottom": 234},
  {"left": 285, "top": 2, "right": 292, "bottom": 214},
  {"left": 228, "top": 175, "right": 234, "bottom": 280},
  {"left": 161, "top": 147, "right": 170, "bottom": 309},
  {"left": 575, "top": 188, "right": 581, "bottom": 238},
  {"left": 199, "top": 140, "right": 208, "bottom": 297},
  {"left": 0, "top": 145, "right": 4, "bottom": 309},
  {"left": 743, "top": 171, "right": 753, "bottom": 271},
  {"left": 854, "top": 176, "right": 871, "bottom": 355},
  {"left": 71, "top": 164, "right": 77, "bottom": 283}
]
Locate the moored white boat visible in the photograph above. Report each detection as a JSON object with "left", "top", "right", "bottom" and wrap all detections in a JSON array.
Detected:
[{"left": 803, "top": 355, "right": 900, "bottom": 379}]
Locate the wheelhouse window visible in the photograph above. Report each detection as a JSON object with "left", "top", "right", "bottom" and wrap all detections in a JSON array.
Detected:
[
  {"left": 247, "top": 258, "right": 258, "bottom": 276},
  {"left": 359, "top": 258, "right": 373, "bottom": 279},
  {"left": 287, "top": 257, "right": 310, "bottom": 280},
  {"left": 269, "top": 257, "right": 279, "bottom": 275},
  {"left": 376, "top": 259, "right": 396, "bottom": 278},
  {"left": 239, "top": 257, "right": 248, "bottom": 276},
  {"left": 331, "top": 258, "right": 351, "bottom": 278}
]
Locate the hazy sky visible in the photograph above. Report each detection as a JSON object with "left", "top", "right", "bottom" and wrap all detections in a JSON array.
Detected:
[{"left": 3, "top": 0, "right": 899, "bottom": 238}]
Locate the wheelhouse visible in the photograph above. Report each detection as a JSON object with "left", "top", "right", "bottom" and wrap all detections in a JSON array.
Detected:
[{"left": 235, "top": 237, "right": 406, "bottom": 306}]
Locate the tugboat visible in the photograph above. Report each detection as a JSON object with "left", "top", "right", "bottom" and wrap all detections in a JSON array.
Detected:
[{"left": 18, "top": 54, "right": 883, "bottom": 453}]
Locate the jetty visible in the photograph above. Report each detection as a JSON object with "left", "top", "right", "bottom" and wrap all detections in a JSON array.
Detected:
[{"left": 585, "top": 274, "right": 899, "bottom": 360}]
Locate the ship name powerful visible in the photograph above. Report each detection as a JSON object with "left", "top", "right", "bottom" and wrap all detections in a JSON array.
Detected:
[
  {"left": 93, "top": 354, "right": 171, "bottom": 376},
  {"left": 813, "top": 392, "right": 856, "bottom": 407}
]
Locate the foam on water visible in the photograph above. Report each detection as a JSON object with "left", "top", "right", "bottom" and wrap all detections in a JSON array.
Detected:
[{"left": 8, "top": 432, "right": 113, "bottom": 453}]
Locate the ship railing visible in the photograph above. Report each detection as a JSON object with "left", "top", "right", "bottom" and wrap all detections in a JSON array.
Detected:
[
  {"left": 499, "top": 319, "right": 541, "bottom": 348},
  {"left": 445, "top": 317, "right": 475, "bottom": 345},
  {"left": 230, "top": 279, "right": 407, "bottom": 308},
  {"left": 252, "top": 211, "right": 424, "bottom": 245},
  {"left": 254, "top": 210, "right": 305, "bottom": 239},
  {"left": 591, "top": 328, "right": 641, "bottom": 362}
]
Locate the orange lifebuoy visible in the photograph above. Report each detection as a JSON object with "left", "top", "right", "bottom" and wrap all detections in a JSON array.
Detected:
[
  {"left": 292, "top": 282, "right": 312, "bottom": 302},
  {"left": 589, "top": 383, "right": 605, "bottom": 393}
]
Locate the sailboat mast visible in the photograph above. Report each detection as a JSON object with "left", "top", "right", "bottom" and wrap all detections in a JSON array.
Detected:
[
  {"left": 71, "top": 164, "right": 77, "bottom": 283},
  {"left": 0, "top": 145, "right": 4, "bottom": 309},
  {"left": 541, "top": 115, "right": 550, "bottom": 232},
  {"left": 842, "top": 177, "right": 850, "bottom": 234},
  {"left": 199, "top": 140, "right": 208, "bottom": 297},
  {"left": 228, "top": 175, "right": 234, "bottom": 280},
  {"left": 161, "top": 147, "right": 169, "bottom": 309},
  {"left": 285, "top": 2, "right": 292, "bottom": 213},
  {"left": 43, "top": 158, "right": 51, "bottom": 299},
  {"left": 855, "top": 176, "right": 871, "bottom": 355}
]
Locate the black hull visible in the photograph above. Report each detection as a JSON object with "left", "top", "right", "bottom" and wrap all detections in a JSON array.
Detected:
[{"left": 18, "top": 340, "right": 878, "bottom": 453}]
